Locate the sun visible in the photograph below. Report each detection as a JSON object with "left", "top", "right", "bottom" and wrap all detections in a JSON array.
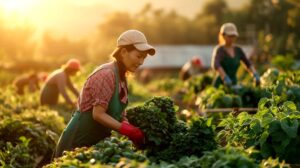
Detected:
[{"left": 0, "top": 0, "right": 37, "bottom": 13}]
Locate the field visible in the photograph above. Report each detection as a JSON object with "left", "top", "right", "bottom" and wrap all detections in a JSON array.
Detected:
[{"left": 0, "top": 61, "right": 300, "bottom": 168}]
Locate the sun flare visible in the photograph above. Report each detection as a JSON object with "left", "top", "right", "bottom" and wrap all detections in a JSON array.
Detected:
[{"left": 0, "top": 0, "right": 37, "bottom": 13}]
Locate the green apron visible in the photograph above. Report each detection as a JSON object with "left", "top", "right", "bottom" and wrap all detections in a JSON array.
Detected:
[
  {"left": 214, "top": 47, "right": 243, "bottom": 88},
  {"left": 40, "top": 83, "right": 59, "bottom": 105},
  {"left": 54, "top": 62, "right": 127, "bottom": 158}
]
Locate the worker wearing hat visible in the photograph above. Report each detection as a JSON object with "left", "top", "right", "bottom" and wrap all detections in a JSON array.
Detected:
[
  {"left": 54, "top": 30, "right": 155, "bottom": 157},
  {"left": 211, "top": 22, "right": 260, "bottom": 88},
  {"left": 180, "top": 56, "right": 203, "bottom": 81},
  {"left": 40, "top": 58, "right": 80, "bottom": 107}
]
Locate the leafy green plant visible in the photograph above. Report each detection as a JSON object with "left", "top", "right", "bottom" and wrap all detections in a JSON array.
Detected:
[
  {"left": 0, "top": 118, "right": 57, "bottom": 167},
  {"left": 199, "top": 146, "right": 258, "bottom": 168},
  {"left": 196, "top": 87, "right": 243, "bottom": 109},
  {"left": 154, "top": 117, "right": 217, "bottom": 162},
  {"left": 0, "top": 137, "right": 34, "bottom": 168},
  {"left": 218, "top": 96, "right": 300, "bottom": 163},
  {"left": 46, "top": 136, "right": 147, "bottom": 167},
  {"left": 271, "top": 55, "right": 295, "bottom": 71},
  {"left": 127, "top": 97, "right": 217, "bottom": 162}
]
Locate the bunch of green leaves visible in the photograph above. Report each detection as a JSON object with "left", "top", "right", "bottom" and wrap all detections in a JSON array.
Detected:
[
  {"left": 0, "top": 137, "right": 35, "bottom": 168},
  {"left": 198, "top": 146, "right": 258, "bottom": 168},
  {"left": 127, "top": 96, "right": 177, "bottom": 149},
  {"left": 46, "top": 136, "right": 147, "bottom": 167},
  {"left": 128, "top": 97, "right": 217, "bottom": 162},
  {"left": 218, "top": 96, "right": 300, "bottom": 163}
]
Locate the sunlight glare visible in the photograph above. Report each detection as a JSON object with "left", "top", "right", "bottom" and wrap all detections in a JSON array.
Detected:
[{"left": 0, "top": 0, "right": 37, "bottom": 13}]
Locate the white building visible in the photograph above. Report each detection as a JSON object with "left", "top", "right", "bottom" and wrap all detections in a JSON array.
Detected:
[{"left": 141, "top": 45, "right": 253, "bottom": 69}]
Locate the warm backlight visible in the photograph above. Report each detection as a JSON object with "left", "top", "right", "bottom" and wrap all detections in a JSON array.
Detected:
[{"left": 0, "top": 0, "right": 37, "bottom": 13}]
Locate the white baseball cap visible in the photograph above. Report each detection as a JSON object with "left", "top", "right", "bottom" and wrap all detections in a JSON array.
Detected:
[
  {"left": 220, "top": 23, "right": 239, "bottom": 36},
  {"left": 117, "top": 30, "right": 155, "bottom": 55}
]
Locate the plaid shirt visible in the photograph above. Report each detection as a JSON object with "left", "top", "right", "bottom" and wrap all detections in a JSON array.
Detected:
[{"left": 78, "top": 63, "right": 128, "bottom": 112}]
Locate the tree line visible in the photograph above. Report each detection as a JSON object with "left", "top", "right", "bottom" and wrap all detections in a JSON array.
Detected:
[{"left": 0, "top": 0, "right": 299, "bottom": 71}]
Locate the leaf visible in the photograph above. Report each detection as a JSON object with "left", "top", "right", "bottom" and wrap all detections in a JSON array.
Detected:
[
  {"left": 250, "top": 119, "right": 261, "bottom": 134},
  {"left": 268, "top": 120, "right": 281, "bottom": 134},
  {"left": 282, "top": 101, "right": 297, "bottom": 112},
  {"left": 258, "top": 98, "right": 269, "bottom": 110},
  {"left": 280, "top": 117, "right": 298, "bottom": 138},
  {"left": 259, "top": 131, "right": 269, "bottom": 146},
  {"left": 206, "top": 117, "right": 213, "bottom": 127},
  {"left": 261, "top": 113, "right": 274, "bottom": 127}
]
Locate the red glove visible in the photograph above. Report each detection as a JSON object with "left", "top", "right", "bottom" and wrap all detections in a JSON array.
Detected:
[{"left": 119, "top": 121, "right": 145, "bottom": 147}]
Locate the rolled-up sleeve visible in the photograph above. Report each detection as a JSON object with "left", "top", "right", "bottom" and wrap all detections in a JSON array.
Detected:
[
  {"left": 211, "top": 46, "right": 223, "bottom": 70},
  {"left": 79, "top": 69, "right": 115, "bottom": 112},
  {"left": 238, "top": 47, "right": 252, "bottom": 68}
]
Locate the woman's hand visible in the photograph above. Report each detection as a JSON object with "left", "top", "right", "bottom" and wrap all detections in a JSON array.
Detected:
[
  {"left": 119, "top": 121, "right": 145, "bottom": 148},
  {"left": 223, "top": 75, "right": 232, "bottom": 86}
]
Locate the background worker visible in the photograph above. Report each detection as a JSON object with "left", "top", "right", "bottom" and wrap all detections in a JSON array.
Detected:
[
  {"left": 179, "top": 56, "right": 204, "bottom": 81},
  {"left": 211, "top": 22, "right": 260, "bottom": 88},
  {"left": 40, "top": 58, "right": 80, "bottom": 107},
  {"left": 13, "top": 72, "right": 40, "bottom": 95}
]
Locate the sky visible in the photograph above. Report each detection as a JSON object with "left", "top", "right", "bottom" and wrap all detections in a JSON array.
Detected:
[{"left": 0, "top": 0, "right": 248, "bottom": 40}]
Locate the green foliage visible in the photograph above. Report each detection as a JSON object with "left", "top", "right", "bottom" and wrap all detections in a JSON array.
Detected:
[
  {"left": 260, "top": 157, "right": 290, "bottom": 168},
  {"left": 155, "top": 117, "right": 217, "bottom": 162},
  {"left": 199, "top": 146, "right": 258, "bottom": 168},
  {"left": 0, "top": 87, "right": 66, "bottom": 167},
  {"left": 0, "top": 137, "right": 35, "bottom": 168},
  {"left": 271, "top": 55, "right": 295, "bottom": 71},
  {"left": 196, "top": 87, "right": 243, "bottom": 109},
  {"left": 260, "top": 68, "right": 280, "bottom": 87},
  {"left": 218, "top": 96, "right": 300, "bottom": 163},
  {"left": 186, "top": 74, "right": 213, "bottom": 94},
  {"left": 45, "top": 136, "right": 147, "bottom": 167},
  {"left": 0, "top": 118, "right": 57, "bottom": 165},
  {"left": 127, "top": 97, "right": 217, "bottom": 162},
  {"left": 127, "top": 97, "right": 177, "bottom": 150}
]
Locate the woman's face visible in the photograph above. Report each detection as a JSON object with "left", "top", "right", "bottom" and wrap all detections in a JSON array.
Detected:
[
  {"left": 121, "top": 48, "right": 148, "bottom": 72},
  {"left": 224, "top": 34, "right": 237, "bottom": 45}
]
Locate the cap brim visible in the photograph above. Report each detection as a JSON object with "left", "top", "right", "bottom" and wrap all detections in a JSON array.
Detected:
[
  {"left": 134, "top": 43, "right": 156, "bottom": 56},
  {"left": 226, "top": 31, "right": 239, "bottom": 36}
]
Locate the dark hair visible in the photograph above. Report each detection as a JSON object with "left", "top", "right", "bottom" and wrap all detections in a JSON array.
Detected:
[
  {"left": 112, "top": 45, "right": 137, "bottom": 81},
  {"left": 112, "top": 44, "right": 137, "bottom": 59}
]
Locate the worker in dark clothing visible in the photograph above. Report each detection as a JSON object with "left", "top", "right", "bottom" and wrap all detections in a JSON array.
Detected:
[{"left": 211, "top": 22, "right": 260, "bottom": 88}]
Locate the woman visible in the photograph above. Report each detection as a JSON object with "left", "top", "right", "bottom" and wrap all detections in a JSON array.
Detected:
[
  {"left": 54, "top": 30, "right": 155, "bottom": 157},
  {"left": 211, "top": 22, "right": 260, "bottom": 88},
  {"left": 40, "top": 58, "right": 80, "bottom": 107}
]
